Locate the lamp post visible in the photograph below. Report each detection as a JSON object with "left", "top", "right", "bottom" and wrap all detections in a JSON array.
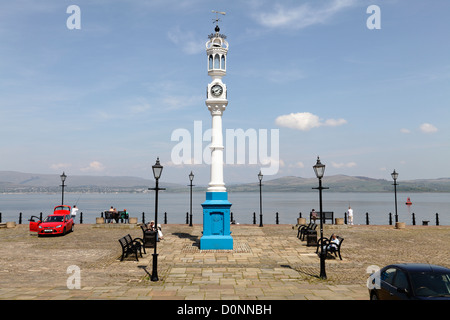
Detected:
[
  {"left": 312, "top": 157, "right": 329, "bottom": 280},
  {"left": 148, "top": 157, "right": 165, "bottom": 282},
  {"left": 391, "top": 170, "right": 399, "bottom": 223},
  {"left": 60, "top": 172, "right": 67, "bottom": 205},
  {"left": 258, "top": 171, "right": 263, "bottom": 227},
  {"left": 189, "top": 171, "right": 194, "bottom": 227}
]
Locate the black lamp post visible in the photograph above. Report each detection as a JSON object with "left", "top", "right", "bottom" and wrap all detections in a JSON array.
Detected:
[
  {"left": 312, "top": 156, "right": 328, "bottom": 280},
  {"left": 391, "top": 170, "right": 399, "bottom": 223},
  {"left": 60, "top": 172, "right": 67, "bottom": 205},
  {"left": 148, "top": 157, "right": 165, "bottom": 282},
  {"left": 188, "top": 171, "right": 194, "bottom": 227},
  {"left": 258, "top": 170, "right": 263, "bottom": 227}
]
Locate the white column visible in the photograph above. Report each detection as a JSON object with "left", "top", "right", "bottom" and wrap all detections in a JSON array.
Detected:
[{"left": 208, "top": 107, "right": 226, "bottom": 192}]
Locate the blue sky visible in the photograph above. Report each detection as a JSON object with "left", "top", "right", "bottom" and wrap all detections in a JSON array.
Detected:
[{"left": 0, "top": 0, "right": 449, "bottom": 185}]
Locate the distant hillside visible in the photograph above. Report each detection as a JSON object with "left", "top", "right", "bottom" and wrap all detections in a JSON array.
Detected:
[
  {"left": 0, "top": 171, "right": 186, "bottom": 193},
  {"left": 228, "top": 175, "right": 450, "bottom": 193},
  {"left": 1, "top": 171, "right": 450, "bottom": 193}
]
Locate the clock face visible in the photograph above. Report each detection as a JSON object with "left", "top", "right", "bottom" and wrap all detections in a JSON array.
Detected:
[{"left": 211, "top": 84, "right": 223, "bottom": 97}]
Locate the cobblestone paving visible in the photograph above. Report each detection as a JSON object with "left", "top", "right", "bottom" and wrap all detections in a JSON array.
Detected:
[{"left": 1, "top": 223, "right": 447, "bottom": 300}]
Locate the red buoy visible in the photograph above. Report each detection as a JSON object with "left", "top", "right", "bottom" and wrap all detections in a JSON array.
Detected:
[{"left": 405, "top": 197, "right": 412, "bottom": 205}]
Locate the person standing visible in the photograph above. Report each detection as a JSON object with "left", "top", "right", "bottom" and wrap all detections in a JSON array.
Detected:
[
  {"left": 347, "top": 206, "right": 354, "bottom": 225},
  {"left": 71, "top": 205, "right": 79, "bottom": 220}
]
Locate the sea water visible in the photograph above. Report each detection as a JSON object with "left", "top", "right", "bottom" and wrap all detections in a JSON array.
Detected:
[{"left": 0, "top": 192, "right": 448, "bottom": 226}]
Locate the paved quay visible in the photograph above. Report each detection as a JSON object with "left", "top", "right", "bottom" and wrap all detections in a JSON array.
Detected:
[{"left": 0, "top": 223, "right": 379, "bottom": 300}]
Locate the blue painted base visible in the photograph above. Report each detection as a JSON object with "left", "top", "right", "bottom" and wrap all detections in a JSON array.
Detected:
[
  {"left": 200, "top": 235, "right": 234, "bottom": 250},
  {"left": 200, "top": 192, "right": 233, "bottom": 250}
]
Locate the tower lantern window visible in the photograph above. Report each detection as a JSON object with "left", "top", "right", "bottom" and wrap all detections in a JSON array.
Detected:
[{"left": 214, "top": 54, "right": 220, "bottom": 69}]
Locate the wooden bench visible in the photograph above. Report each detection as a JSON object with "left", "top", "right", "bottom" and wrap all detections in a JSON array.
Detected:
[
  {"left": 316, "top": 234, "right": 344, "bottom": 260},
  {"left": 118, "top": 234, "right": 145, "bottom": 261},
  {"left": 310, "top": 211, "right": 334, "bottom": 224}
]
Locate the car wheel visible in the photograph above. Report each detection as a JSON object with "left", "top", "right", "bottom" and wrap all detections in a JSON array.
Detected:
[
  {"left": 62, "top": 227, "right": 66, "bottom": 235},
  {"left": 71, "top": 224, "right": 74, "bottom": 232},
  {"left": 370, "top": 291, "right": 379, "bottom": 300}
]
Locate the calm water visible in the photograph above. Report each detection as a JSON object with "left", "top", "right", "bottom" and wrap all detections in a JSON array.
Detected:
[{"left": 0, "top": 192, "right": 448, "bottom": 226}]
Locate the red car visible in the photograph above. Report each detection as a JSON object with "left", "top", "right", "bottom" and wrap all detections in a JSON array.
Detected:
[{"left": 29, "top": 205, "right": 74, "bottom": 236}]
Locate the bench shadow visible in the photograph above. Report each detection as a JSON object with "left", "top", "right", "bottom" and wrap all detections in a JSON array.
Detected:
[{"left": 172, "top": 232, "right": 200, "bottom": 249}]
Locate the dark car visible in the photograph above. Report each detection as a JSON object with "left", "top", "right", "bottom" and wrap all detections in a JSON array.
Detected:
[{"left": 368, "top": 263, "right": 450, "bottom": 300}]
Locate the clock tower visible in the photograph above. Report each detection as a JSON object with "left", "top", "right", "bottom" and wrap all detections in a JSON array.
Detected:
[
  {"left": 200, "top": 18, "right": 233, "bottom": 250},
  {"left": 205, "top": 24, "right": 228, "bottom": 193}
]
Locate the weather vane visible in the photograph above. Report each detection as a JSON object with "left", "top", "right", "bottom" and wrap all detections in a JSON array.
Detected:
[{"left": 212, "top": 10, "right": 226, "bottom": 27}]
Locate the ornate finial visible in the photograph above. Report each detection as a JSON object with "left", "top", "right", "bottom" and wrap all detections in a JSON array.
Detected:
[
  {"left": 209, "top": 10, "right": 227, "bottom": 40},
  {"left": 212, "top": 10, "right": 226, "bottom": 30}
]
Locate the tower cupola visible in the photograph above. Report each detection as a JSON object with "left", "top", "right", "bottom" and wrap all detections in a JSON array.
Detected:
[{"left": 206, "top": 25, "right": 228, "bottom": 79}]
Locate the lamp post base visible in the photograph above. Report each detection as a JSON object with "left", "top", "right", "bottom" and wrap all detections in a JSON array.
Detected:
[
  {"left": 319, "top": 252, "right": 327, "bottom": 280},
  {"left": 151, "top": 253, "right": 159, "bottom": 281}
]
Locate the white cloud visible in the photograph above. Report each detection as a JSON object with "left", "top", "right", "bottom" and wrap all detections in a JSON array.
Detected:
[
  {"left": 331, "top": 162, "right": 357, "bottom": 168},
  {"left": 275, "top": 112, "right": 347, "bottom": 131},
  {"left": 289, "top": 161, "right": 305, "bottom": 168},
  {"left": 254, "top": 0, "right": 357, "bottom": 30},
  {"left": 81, "top": 161, "right": 105, "bottom": 172},
  {"left": 400, "top": 128, "right": 411, "bottom": 134},
  {"left": 168, "top": 26, "right": 204, "bottom": 55},
  {"left": 419, "top": 123, "right": 438, "bottom": 134},
  {"left": 50, "top": 163, "right": 71, "bottom": 170},
  {"left": 324, "top": 118, "right": 348, "bottom": 127}
]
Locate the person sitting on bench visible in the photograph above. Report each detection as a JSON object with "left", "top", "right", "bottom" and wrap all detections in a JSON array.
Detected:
[{"left": 323, "top": 233, "right": 340, "bottom": 251}]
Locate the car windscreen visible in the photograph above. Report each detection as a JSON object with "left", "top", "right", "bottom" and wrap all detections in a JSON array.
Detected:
[
  {"left": 54, "top": 206, "right": 70, "bottom": 211},
  {"left": 409, "top": 272, "right": 450, "bottom": 297},
  {"left": 44, "top": 216, "right": 64, "bottom": 222}
]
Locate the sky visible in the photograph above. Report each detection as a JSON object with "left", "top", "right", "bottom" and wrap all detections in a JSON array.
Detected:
[{"left": 0, "top": 0, "right": 449, "bottom": 186}]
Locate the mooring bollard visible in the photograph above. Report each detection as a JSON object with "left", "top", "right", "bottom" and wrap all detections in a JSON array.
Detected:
[
  {"left": 0, "top": 212, "right": 2, "bottom": 223},
  {"left": 344, "top": 212, "right": 347, "bottom": 224},
  {"left": 164, "top": 212, "right": 167, "bottom": 224},
  {"left": 436, "top": 213, "right": 439, "bottom": 226},
  {"left": 231, "top": 212, "right": 233, "bottom": 223},
  {"left": 80, "top": 212, "right": 83, "bottom": 224},
  {"left": 142, "top": 212, "right": 146, "bottom": 224},
  {"left": 253, "top": 212, "right": 256, "bottom": 224},
  {"left": 276, "top": 212, "right": 279, "bottom": 224},
  {"left": 366, "top": 212, "right": 369, "bottom": 225},
  {"left": 412, "top": 213, "right": 416, "bottom": 226},
  {"left": 19, "top": 212, "right": 22, "bottom": 224},
  {"left": 389, "top": 212, "right": 392, "bottom": 225},
  {"left": 186, "top": 212, "right": 189, "bottom": 224}
]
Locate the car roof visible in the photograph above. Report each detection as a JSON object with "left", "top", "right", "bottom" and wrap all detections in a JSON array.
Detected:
[
  {"left": 387, "top": 263, "right": 450, "bottom": 273},
  {"left": 54, "top": 205, "right": 71, "bottom": 210}
]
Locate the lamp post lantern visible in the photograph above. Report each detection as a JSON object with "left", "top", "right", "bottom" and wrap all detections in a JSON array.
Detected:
[
  {"left": 312, "top": 156, "right": 329, "bottom": 280},
  {"left": 391, "top": 170, "right": 399, "bottom": 223},
  {"left": 189, "top": 171, "right": 195, "bottom": 227},
  {"left": 60, "top": 172, "right": 67, "bottom": 205},
  {"left": 258, "top": 171, "right": 263, "bottom": 227},
  {"left": 148, "top": 157, "right": 165, "bottom": 282}
]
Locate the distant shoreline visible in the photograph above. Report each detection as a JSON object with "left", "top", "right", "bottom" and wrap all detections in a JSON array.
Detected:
[{"left": 2, "top": 190, "right": 450, "bottom": 194}]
